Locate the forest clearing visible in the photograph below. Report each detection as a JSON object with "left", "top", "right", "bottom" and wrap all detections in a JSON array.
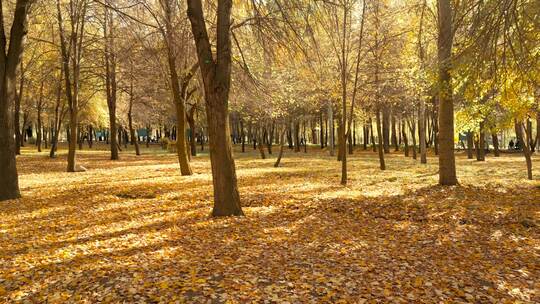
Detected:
[
  {"left": 0, "top": 0, "right": 539, "bottom": 302},
  {"left": 1, "top": 146, "right": 539, "bottom": 303}
]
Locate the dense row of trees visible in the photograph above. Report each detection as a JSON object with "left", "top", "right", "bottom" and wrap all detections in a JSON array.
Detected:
[{"left": 0, "top": 0, "right": 538, "bottom": 216}]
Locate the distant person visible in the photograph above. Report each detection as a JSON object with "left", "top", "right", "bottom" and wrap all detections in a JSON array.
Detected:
[{"left": 509, "top": 139, "right": 514, "bottom": 150}]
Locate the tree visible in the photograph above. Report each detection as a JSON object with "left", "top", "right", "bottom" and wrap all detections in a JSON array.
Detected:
[
  {"left": 436, "top": 0, "right": 457, "bottom": 185},
  {"left": 157, "top": 0, "right": 193, "bottom": 175},
  {"left": 56, "top": 0, "right": 88, "bottom": 172},
  {"left": 0, "top": 0, "right": 32, "bottom": 201},
  {"left": 103, "top": 3, "right": 119, "bottom": 160},
  {"left": 187, "top": 0, "right": 243, "bottom": 216}
]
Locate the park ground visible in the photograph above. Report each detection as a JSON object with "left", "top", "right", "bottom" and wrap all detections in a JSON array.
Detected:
[{"left": 1, "top": 145, "right": 539, "bottom": 303}]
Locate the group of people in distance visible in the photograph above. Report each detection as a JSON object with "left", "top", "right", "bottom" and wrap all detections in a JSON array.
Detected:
[{"left": 508, "top": 139, "right": 522, "bottom": 151}]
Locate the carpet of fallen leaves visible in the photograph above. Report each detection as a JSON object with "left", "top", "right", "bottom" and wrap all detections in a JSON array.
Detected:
[{"left": 1, "top": 145, "right": 539, "bottom": 303}]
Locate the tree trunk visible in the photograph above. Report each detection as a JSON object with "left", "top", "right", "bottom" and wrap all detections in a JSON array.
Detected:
[
  {"left": 419, "top": 100, "right": 427, "bottom": 163},
  {"left": 37, "top": 108, "right": 42, "bottom": 152},
  {"left": 128, "top": 93, "right": 140, "bottom": 156},
  {"left": 294, "top": 120, "right": 300, "bottom": 152},
  {"left": 303, "top": 119, "right": 307, "bottom": 153},
  {"left": 376, "top": 109, "right": 386, "bottom": 170},
  {"left": 328, "top": 103, "right": 335, "bottom": 156},
  {"left": 146, "top": 125, "right": 151, "bottom": 148},
  {"left": 104, "top": 8, "right": 119, "bottom": 160},
  {"left": 382, "top": 106, "right": 390, "bottom": 153},
  {"left": 526, "top": 118, "right": 534, "bottom": 153},
  {"left": 163, "top": 3, "right": 193, "bottom": 175},
  {"left": 0, "top": 0, "right": 30, "bottom": 200},
  {"left": 437, "top": 0, "right": 457, "bottom": 185},
  {"left": 337, "top": 118, "right": 343, "bottom": 162},
  {"left": 21, "top": 111, "right": 28, "bottom": 145},
  {"left": 188, "top": 117, "right": 197, "bottom": 157},
  {"left": 402, "top": 120, "right": 409, "bottom": 157},
  {"left": 267, "top": 120, "right": 274, "bottom": 154},
  {"left": 320, "top": 111, "right": 324, "bottom": 149},
  {"left": 466, "top": 130, "right": 473, "bottom": 159},
  {"left": 324, "top": 115, "right": 328, "bottom": 147},
  {"left": 58, "top": 0, "right": 88, "bottom": 173},
  {"left": 77, "top": 125, "right": 83, "bottom": 150},
  {"left": 363, "top": 123, "right": 368, "bottom": 150},
  {"left": 175, "top": 100, "right": 192, "bottom": 175},
  {"left": 536, "top": 110, "right": 540, "bottom": 152},
  {"left": 43, "top": 125, "right": 48, "bottom": 149},
  {"left": 348, "top": 131, "right": 353, "bottom": 155},
  {"left": 408, "top": 118, "right": 417, "bottom": 160},
  {"left": 370, "top": 117, "right": 376, "bottom": 152},
  {"left": 257, "top": 131, "right": 266, "bottom": 159},
  {"left": 187, "top": 0, "right": 243, "bottom": 216},
  {"left": 353, "top": 120, "right": 357, "bottom": 146},
  {"left": 492, "top": 132, "right": 500, "bottom": 157},
  {"left": 391, "top": 114, "right": 398, "bottom": 152},
  {"left": 14, "top": 72, "right": 23, "bottom": 155},
  {"left": 240, "top": 118, "right": 245, "bottom": 153},
  {"left": 274, "top": 128, "right": 287, "bottom": 167},
  {"left": 88, "top": 125, "right": 93, "bottom": 148},
  {"left": 433, "top": 109, "right": 439, "bottom": 155},
  {"left": 516, "top": 120, "right": 533, "bottom": 180},
  {"left": 477, "top": 121, "right": 485, "bottom": 161}
]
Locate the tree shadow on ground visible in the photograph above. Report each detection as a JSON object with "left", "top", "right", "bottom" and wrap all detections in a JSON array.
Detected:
[{"left": 3, "top": 180, "right": 538, "bottom": 302}]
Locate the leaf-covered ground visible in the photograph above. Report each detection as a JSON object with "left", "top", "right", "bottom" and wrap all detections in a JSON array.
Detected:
[{"left": 1, "top": 146, "right": 539, "bottom": 303}]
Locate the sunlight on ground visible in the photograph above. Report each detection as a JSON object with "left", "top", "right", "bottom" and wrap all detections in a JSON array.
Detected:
[{"left": 1, "top": 146, "right": 539, "bottom": 303}]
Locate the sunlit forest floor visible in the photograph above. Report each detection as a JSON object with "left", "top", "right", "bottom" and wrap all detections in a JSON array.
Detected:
[{"left": 1, "top": 144, "right": 539, "bottom": 303}]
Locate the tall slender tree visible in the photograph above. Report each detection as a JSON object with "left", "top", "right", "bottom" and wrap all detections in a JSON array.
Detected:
[
  {"left": 437, "top": 0, "right": 457, "bottom": 185},
  {"left": 104, "top": 3, "right": 119, "bottom": 160},
  {"left": 56, "top": 0, "right": 88, "bottom": 172}
]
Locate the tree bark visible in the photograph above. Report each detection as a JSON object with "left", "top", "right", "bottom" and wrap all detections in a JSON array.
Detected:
[
  {"left": 320, "top": 111, "right": 324, "bottom": 149},
  {"left": 267, "top": 120, "right": 274, "bottom": 154},
  {"left": 293, "top": 120, "right": 300, "bottom": 152},
  {"left": 437, "top": 0, "right": 457, "bottom": 185},
  {"left": 88, "top": 125, "right": 93, "bottom": 148},
  {"left": 526, "top": 118, "right": 534, "bottom": 153},
  {"left": 128, "top": 82, "right": 140, "bottom": 156},
  {"left": 402, "top": 119, "right": 409, "bottom": 157},
  {"left": 187, "top": 0, "right": 243, "bottom": 216},
  {"left": 0, "top": 0, "right": 31, "bottom": 200},
  {"left": 257, "top": 130, "right": 266, "bottom": 159},
  {"left": 14, "top": 68, "right": 24, "bottom": 155},
  {"left": 146, "top": 125, "right": 151, "bottom": 148},
  {"left": 419, "top": 101, "right": 427, "bottom": 163},
  {"left": 274, "top": 127, "right": 287, "bottom": 168},
  {"left": 370, "top": 117, "right": 376, "bottom": 152},
  {"left": 408, "top": 118, "right": 417, "bottom": 160},
  {"left": 363, "top": 122, "right": 368, "bottom": 150},
  {"left": 477, "top": 121, "right": 485, "bottom": 161},
  {"left": 491, "top": 132, "right": 500, "bottom": 157},
  {"left": 516, "top": 120, "right": 533, "bottom": 180},
  {"left": 328, "top": 103, "right": 335, "bottom": 156},
  {"left": 466, "top": 130, "right": 473, "bottom": 159},
  {"left": 376, "top": 109, "right": 386, "bottom": 170},
  {"left": 50, "top": 72, "right": 65, "bottom": 158},
  {"left": 187, "top": 107, "right": 197, "bottom": 157},
  {"left": 104, "top": 6, "right": 119, "bottom": 160},
  {"left": 240, "top": 118, "right": 245, "bottom": 153},
  {"left": 57, "top": 0, "right": 87, "bottom": 172},
  {"left": 382, "top": 105, "right": 390, "bottom": 153},
  {"left": 391, "top": 114, "right": 398, "bottom": 152},
  {"left": 162, "top": 1, "right": 192, "bottom": 176},
  {"left": 348, "top": 131, "right": 353, "bottom": 155}
]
